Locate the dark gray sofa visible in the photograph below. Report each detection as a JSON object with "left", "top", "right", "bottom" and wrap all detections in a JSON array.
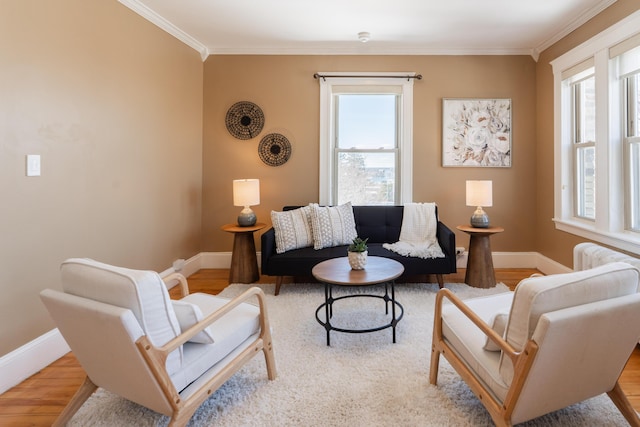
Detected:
[{"left": 261, "top": 205, "right": 457, "bottom": 295}]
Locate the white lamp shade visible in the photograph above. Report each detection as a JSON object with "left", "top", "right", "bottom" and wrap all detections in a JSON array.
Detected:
[
  {"left": 466, "top": 180, "right": 493, "bottom": 207},
  {"left": 233, "top": 179, "right": 260, "bottom": 207}
]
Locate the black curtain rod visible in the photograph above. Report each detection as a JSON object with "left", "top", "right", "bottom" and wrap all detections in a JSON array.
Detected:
[{"left": 313, "top": 73, "right": 422, "bottom": 81}]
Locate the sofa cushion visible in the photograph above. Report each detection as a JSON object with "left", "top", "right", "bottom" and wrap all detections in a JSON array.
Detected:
[
  {"left": 352, "top": 206, "right": 403, "bottom": 243},
  {"left": 309, "top": 202, "right": 358, "bottom": 250},
  {"left": 271, "top": 205, "right": 314, "bottom": 254},
  {"left": 499, "top": 261, "right": 640, "bottom": 383}
]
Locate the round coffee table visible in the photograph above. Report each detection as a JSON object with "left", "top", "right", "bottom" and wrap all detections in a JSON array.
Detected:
[{"left": 311, "top": 256, "right": 405, "bottom": 346}]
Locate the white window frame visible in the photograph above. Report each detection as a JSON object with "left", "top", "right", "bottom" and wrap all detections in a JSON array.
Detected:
[
  {"left": 318, "top": 72, "right": 414, "bottom": 206},
  {"left": 551, "top": 10, "right": 640, "bottom": 255}
]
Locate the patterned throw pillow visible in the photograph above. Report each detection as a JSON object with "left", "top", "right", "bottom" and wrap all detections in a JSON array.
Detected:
[
  {"left": 309, "top": 202, "right": 358, "bottom": 250},
  {"left": 271, "top": 206, "right": 314, "bottom": 254}
]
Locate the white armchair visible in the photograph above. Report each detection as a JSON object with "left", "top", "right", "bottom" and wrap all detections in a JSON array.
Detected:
[
  {"left": 40, "top": 258, "right": 276, "bottom": 426},
  {"left": 430, "top": 261, "right": 640, "bottom": 426}
]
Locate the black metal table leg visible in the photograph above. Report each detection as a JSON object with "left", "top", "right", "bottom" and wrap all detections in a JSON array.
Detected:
[
  {"left": 325, "top": 282, "right": 331, "bottom": 346},
  {"left": 391, "top": 280, "right": 397, "bottom": 343}
]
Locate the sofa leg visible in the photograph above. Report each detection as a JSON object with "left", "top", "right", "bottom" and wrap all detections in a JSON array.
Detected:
[
  {"left": 436, "top": 274, "right": 444, "bottom": 289},
  {"left": 275, "top": 276, "right": 283, "bottom": 296}
]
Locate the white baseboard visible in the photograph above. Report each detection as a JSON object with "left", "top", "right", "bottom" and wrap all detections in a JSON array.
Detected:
[
  {"left": 535, "top": 252, "right": 573, "bottom": 275},
  {"left": 455, "top": 251, "right": 566, "bottom": 273},
  {"left": 0, "top": 328, "right": 70, "bottom": 394},
  {"left": 196, "top": 251, "right": 262, "bottom": 269},
  {"left": 0, "top": 250, "right": 566, "bottom": 394}
]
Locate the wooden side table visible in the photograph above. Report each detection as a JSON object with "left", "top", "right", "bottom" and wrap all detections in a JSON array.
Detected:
[
  {"left": 457, "top": 225, "right": 504, "bottom": 288},
  {"left": 221, "top": 222, "right": 266, "bottom": 284}
]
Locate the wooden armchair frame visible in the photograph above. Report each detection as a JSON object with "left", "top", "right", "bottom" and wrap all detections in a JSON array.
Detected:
[
  {"left": 52, "top": 273, "right": 276, "bottom": 427},
  {"left": 429, "top": 288, "right": 640, "bottom": 427}
]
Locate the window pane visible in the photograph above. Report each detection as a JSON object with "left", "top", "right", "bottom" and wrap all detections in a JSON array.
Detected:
[
  {"left": 576, "top": 146, "right": 596, "bottom": 219},
  {"left": 337, "top": 152, "right": 395, "bottom": 205},
  {"left": 337, "top": 94, "right": 397, "bottom": 149},
  {"left": 630, "top": 141, "right": 640, "bottom": 230},
  {"left": 573, "top": 77, "right": 596, "bottom": 143},
  {"left": 627, "top": 74, "right": 640, "bottom": 138}
]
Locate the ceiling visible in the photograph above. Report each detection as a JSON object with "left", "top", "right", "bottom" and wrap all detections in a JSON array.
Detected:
[{"left": 119, "top": 0, "right": 617, "bottom": 60}]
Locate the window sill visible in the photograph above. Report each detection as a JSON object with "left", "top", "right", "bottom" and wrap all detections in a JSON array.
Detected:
[{"left": 553, "top": 218, "right": 640, "bottom": 256}]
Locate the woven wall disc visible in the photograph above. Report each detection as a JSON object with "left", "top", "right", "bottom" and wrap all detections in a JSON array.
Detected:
[
  {"left": 258, "top": 133, "right": 292, "bottom": 166},
  {"left": 225, "top": 101, "right": 265, "bottom": 140}
]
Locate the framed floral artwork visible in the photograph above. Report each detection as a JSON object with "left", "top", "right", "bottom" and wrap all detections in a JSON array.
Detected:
[{"left": 442, "top": 98, "right": 511, "bottom": 167}]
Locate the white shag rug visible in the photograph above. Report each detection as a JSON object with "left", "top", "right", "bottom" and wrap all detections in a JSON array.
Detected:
[{"left": 69, "top": 282, "right": 629, "bottom": 426}]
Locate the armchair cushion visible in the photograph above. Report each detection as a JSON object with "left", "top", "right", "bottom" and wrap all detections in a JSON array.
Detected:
[
  {"left": 171, "top": 300, "right": 215, "bottom": 344},
  {"left": 499, "top": 261, "right": 640, "bottom": 383},
  {"left": 170, "top": 293, "right": 261, "bottom": 392}
]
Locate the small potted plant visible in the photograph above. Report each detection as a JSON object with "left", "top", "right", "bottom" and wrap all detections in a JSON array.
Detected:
[{"left": 347, "top": 237, "right": 369, "bottom": 270}]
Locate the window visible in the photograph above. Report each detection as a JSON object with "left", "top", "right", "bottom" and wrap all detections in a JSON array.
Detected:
[
  {"left": 318, "top": 73, "right": 415, "bottom": 206},
  {"left": 335, "top": 93, "right": 398, "bottom": 205},
  {"left": 570, "top": 72, "right": 596, "bottom": 219},
  {"left": 551, "top": 10, "right": 640, "bottom": 254}
]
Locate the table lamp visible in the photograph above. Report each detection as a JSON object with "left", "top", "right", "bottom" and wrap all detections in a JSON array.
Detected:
[
  {"left": 233, "top": 179, "right": 260, "bottom": 226},
  {"left": 466, "top": 180, "right": 492, "bottom": 228}
]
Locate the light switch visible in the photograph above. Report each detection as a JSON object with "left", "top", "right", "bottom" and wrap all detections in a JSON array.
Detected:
[{"left": 26, "top": 155, "right": 41, "bottom": 177}]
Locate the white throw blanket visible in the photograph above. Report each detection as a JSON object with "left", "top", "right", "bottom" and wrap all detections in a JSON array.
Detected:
[{"left": 383, "top": 202, "right": 445, "bottom": 259}]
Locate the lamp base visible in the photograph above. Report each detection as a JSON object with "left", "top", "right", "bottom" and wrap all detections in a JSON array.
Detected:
[
  {"left": 237, "top": 207, "right": 257, "bottom": 227},
  {"left": 470, "top": 207, "right": 489, "bottom": 228}
]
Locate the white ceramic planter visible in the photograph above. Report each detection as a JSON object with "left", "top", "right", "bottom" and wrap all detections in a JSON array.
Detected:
[{"left": 348, "top": 250, "right": 368, "bottom": 270}]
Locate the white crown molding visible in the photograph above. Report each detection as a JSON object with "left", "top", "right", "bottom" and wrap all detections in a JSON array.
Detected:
[
  {"left": 207, "top": 45, "right": 534, "bottom": 57},
  {"left": 118, "top": 0, "right": 209, "bottom": 61},
  {"left": 533, "top": 0, "right": 618, "bottom": 59}
]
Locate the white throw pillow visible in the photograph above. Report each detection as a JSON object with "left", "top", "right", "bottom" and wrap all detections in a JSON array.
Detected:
[
  {"left": 309, "top": 202, "right": 358, "bottom": 250},
  {"left": 483, "top": 311, "right": 509, "bottom": 352},
  {"left": 171, "top": 300, "right": 216, "bottom": 344},
  {"left": 271, "top": 206, "right": 314, "bottom": 254}
]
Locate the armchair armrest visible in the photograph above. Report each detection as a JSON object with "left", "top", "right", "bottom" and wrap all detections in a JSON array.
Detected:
[
  {"left": 136, "top": 287, "right": 271, "bottom": 385},
  {"left": 159, "top": 286, "right": 271, "bottom": 354},
  {"left": 163, "top": 272, "right": 189, "bottom": 298}
]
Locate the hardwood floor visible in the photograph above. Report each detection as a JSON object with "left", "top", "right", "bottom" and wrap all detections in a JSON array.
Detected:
[{"left": 1, "top": 268, "right": 639, "bottom": 425}]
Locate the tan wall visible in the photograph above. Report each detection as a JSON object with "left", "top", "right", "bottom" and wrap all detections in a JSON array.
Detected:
[
  {"left": 0, "top": 1, "right": 204, "bottom": 355},
  {"left": 203, "top": 55, "right": 538, "bottom": 254},
  {"left": 535, "top": 0, "right": 640, "bottom": 268}
]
